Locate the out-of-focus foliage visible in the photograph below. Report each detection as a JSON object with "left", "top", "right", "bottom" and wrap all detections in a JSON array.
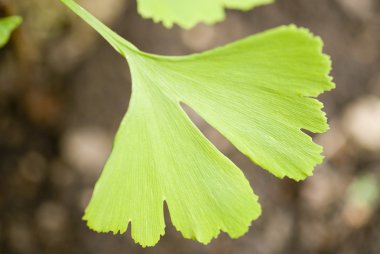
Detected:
[
  {"left": 347, "top": 173, "right": 379, "bottom": 208},
  {"left": 62, "top": 0, "right": 334, "bottom": 247},
  {"left": 0, "top": 16, "right": 22, "bottom": 48},
  {"left": 137, "top": 0, "right": 274, "bottom": 28}
]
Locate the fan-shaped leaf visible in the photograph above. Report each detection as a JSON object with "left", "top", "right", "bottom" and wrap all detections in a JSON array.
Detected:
[
  {"left": 61, "top": 0, "right": 335, "bottom": 247},
  {"left": 137, "top": 0, "right": 274, "bottom": 28}
]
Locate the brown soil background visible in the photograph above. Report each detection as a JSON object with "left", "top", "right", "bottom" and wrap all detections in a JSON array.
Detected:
[{"left": 1, "top": 0, "right": 380, "bottom": 253}]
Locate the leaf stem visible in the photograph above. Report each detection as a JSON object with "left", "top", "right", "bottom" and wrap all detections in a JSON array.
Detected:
[{"left": 60, "top": 0, "right": 139, "bottom": 58}]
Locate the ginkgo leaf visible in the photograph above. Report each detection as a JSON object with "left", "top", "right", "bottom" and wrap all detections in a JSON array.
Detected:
[
  {"left": 61, "top": 0, "right": 335, "bottom": 247},
  {"left": 137, "top": 0, "right": 274, "bottom": 28},
  {"left": 0, "top": 16, "right": 22, "bottom": 48}
]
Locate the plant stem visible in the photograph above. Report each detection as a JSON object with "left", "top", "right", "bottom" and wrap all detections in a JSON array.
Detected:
[{"left": 60, "top": 0, "right": 139, "bottom": 58}]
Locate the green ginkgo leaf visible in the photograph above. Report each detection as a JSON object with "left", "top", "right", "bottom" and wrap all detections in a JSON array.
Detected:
[
  {"left": 0, "top": 16, "right": 22, "bottom": 48},
  {"left": 61, "top": 0, "right": 335, "bottom": 247},
  {"left": 137, "top": 0, "right": 274, "bottom": 28}
]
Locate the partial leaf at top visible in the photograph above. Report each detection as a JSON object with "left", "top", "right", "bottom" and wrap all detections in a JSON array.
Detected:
[
  {"left": 61, "top": 0, "right": 335, "bottom": 247},
  {"left": 0, "top": 16, "right": 22, "bottom": 48},
  {"left": 137, "top": 0, "right": 274, "bottom": 28}
]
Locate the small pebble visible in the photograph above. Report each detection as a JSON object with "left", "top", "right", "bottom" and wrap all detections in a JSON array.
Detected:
[{"left": 342, "top": 96, "right": 380, "bottom": 151}]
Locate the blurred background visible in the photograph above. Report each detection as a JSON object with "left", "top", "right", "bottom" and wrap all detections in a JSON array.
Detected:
[{"left": 1, "top": 0, "right": 380, "bottom": 253}]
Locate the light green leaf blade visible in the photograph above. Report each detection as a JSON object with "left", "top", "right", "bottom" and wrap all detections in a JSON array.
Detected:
[
  {"left": 84, "top": 71, "right": 260, "bottom": 246},
  {"left": 61, "top": 0, "right": 335, "bottom": 247},
  {"left": 157, "top": 25, "right": 335, "bottom": 181},
  {"left": 137, "top": 0, "right": 274, "bottom": 28},
  {"left": 0, "top": 16, "right": 22, "bottom": 48},
  {"left": 224, "top": 0, "right": 274, "bottom": 10}
]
